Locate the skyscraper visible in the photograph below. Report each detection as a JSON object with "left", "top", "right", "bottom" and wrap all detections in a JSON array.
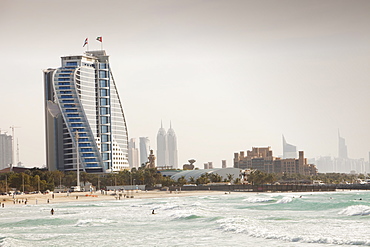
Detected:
[
  {"left": 128, "top": 138, "right": 139, "bottom": 168},
  {"left": 156, "top": 122, "right": 168, "bottom": 167},
  {"left": 0, "top": 131, "right": 12, "bottom": 169},
  {"left": 338, "top": 131, "right": 348, "bottom": 159},
  {"left": 139, "top": 137, "right": 150, "bottom": 166},
  {"left": 44, "top": 50, "right": 129, "bottom": 173},
  {"left": 167, "top": 123, "right": 178, "bottom": 168},
  {"left": 282, "top": 135, "right": 297, "bottom": 159},
  {"left": 156, "top": 122, "right": 178, "bottom": 168}
]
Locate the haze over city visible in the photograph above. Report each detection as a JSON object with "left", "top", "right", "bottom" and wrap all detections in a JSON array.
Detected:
[{"left": 0, "top": 0, "right": 369, "bottom": 169}]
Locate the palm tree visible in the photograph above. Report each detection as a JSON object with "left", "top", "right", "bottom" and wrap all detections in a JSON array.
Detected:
[{"left": 226, "top": 174, "right": 234, "bottom": 184}]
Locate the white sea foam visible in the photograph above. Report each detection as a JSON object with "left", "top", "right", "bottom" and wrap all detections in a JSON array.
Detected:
[
  {"left": 338, "top": 205, "right": 370, "bottom": 216},
  {"left": 276, "top": 197, "right": 293, "bottom": 204},
  {"left": 242, "top": 197, "right": 272, "bottom": 203},
  {"left": 3, "top": 191, "right": 370, "bottom": 247},
  {"left": 74, "top": 218, "right": 115, "bottom": 227}
]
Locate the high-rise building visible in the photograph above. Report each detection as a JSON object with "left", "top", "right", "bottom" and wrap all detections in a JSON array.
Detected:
[
  {"left": 282, "top": 135, "right": 297, "bottom": 159},
  {"left": 156, "top": 122, "right": 168, "bottom": 167},
  {"left": 139, "top": 137, "right": 150, "bottom": 166},
  {"left": 44, "top": 50, "right": 129, "bottom": 173},
  {"left": 166, "top": 123, "right": 178, "bottom": 168},
  {"left": 128, "top": 138, "right": 139, "bottom": 168},
  {"left": 338, "top": 131, "right": 348, "bottom": 159},
  {"left": 0, "top": 131, "right": 12, "bottom": 169},
  {"left": 156, "top": 122, "right": 178, "bottom": 168}
]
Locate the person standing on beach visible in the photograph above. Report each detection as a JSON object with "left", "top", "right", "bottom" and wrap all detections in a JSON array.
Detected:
[{"left": 51, "top": 208, "right": 54, "bottom": 215}]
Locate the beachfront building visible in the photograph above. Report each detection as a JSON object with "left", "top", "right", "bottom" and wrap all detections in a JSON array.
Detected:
[
  {"left": 234, "top": 147, "right": 317, "bottom": 176},
  {"left": 44, "top": 50, "right": 129, "bottom": 173},
  {"left": 0, "top": 131, "right": 12, "bottom": 169}
]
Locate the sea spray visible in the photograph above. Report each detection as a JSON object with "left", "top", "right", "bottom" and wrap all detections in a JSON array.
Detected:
[{"left": 338, "top": 205, "right": 370, "bottom": 216}]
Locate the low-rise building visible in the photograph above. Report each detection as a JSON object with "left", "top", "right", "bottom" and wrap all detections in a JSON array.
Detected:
[{"left": 234, "top": 147, "right": 317, "bottom": 176}]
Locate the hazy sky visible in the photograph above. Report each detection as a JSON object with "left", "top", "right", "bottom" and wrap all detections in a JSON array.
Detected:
[{"left": 0, "top": 0, "right": 369, "bottom": 169}]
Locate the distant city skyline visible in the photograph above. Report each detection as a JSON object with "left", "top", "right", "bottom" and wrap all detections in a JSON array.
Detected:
[{"left": 1, "top": 0, "right": 369, "bottom": 170}]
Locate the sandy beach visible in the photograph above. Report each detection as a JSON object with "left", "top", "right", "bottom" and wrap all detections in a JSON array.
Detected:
[{"left": 0, "top": 190, "right": 228, "bottom": 207}]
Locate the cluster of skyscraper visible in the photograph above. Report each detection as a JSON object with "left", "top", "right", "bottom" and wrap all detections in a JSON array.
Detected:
[
  {"left": 127, "top": 123, "right": 178, "bottom": 169},
  {"left": 314, "top": 131, "right": 368, "bottom": 173},
  {"left": 128, "top": 137, "right": 150, "bottom": 168},
  {"left": 282, "top": 133, "right": 369, "bottom": 173}
]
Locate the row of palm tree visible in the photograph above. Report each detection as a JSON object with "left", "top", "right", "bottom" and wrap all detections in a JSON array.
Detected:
[{"left": 0, "top": 167, "right": 363, "bottom": 192}]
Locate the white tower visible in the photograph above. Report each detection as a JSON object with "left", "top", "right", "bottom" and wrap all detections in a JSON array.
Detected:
[
  {"left": 156, "top": 121, "right": 168, "bottom": 167},
  {"left": 167, "top": 122, "right": 178, "bottom": 169}
]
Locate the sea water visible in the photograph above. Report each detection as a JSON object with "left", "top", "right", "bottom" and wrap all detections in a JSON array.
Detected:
[{"left": 1, "top": 190, "right": 370, "bottom": 247}]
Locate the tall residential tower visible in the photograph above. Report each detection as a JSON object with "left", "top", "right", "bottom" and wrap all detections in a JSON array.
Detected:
[{"left": 44, "top": 50, "right": 129, "bottom": 173}]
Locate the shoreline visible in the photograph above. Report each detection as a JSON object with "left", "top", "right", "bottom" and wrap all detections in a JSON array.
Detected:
[
  {"left": 1, "top": 189, "right": 367, "bottom": 208},
  {"left": 0, "top": 190, "right": 228, "bottom": 207}
]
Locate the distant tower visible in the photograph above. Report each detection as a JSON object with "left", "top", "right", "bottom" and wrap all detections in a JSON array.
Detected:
[
  {"left": 0, "top": 131, "right": 12, "bottom": 169},
  {"left": 338, "top": 131, "right": 348, "bottom": 159},
  {"left": 128, "top": 138, "right": 139, "bottom": 168},
  {"left": 139, "top": 137, "right": 150, "bottom": 166},
  {"left": 283, "top": 135, "right": 297, "bottom": 159},
  {"left": 156, "top": 121, "right": 168, "bottom": 167},
  {"left": 208, "top": 162, "right": 213, "bottom": 169},
  {"left": 222, "top": 160, "right": 227, "bottom": 168},
  {"left": 167, "top": 122, "right": 178, "bottom": 169},
  {"left": 147, "top": 149, "right": 156, "bottom": 168}
]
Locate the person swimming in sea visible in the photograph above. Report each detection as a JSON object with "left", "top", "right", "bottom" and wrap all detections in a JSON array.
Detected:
[
  {"left": 51, "top": 208, "right": 54, "bottom": 215},
  {"left": 152, "top": 210, "right": 155, "bottom": 214}
]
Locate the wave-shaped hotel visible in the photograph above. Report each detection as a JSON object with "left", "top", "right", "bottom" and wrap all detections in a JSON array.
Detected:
[{"left": 44, "top": 50, "right": 129, "bottom": 173}]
